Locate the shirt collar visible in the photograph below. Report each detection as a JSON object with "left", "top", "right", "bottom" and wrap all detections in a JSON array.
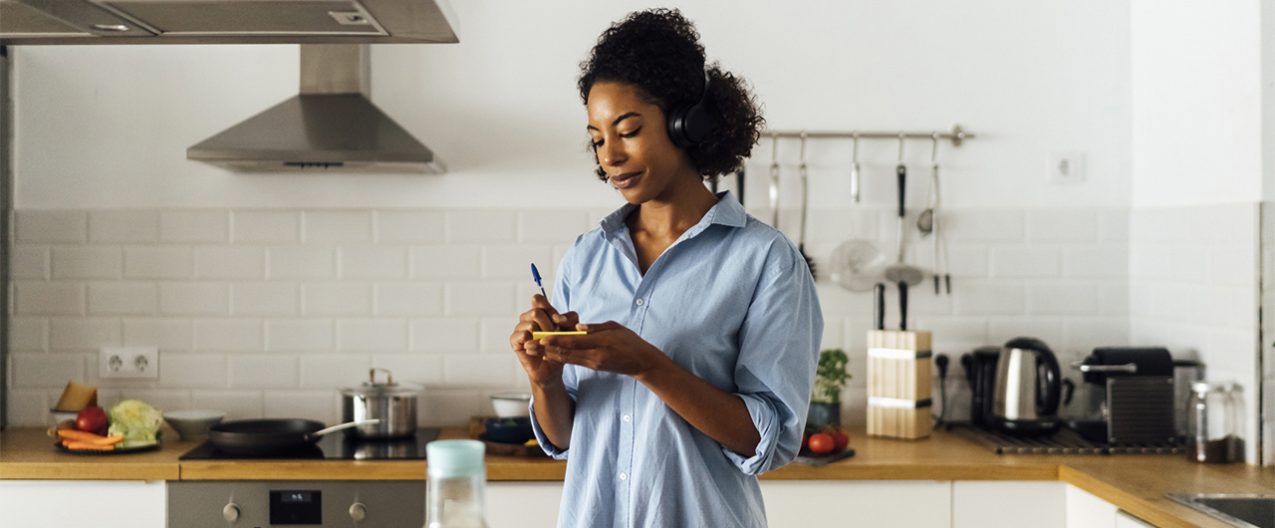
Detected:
[{"left": 598, "top": 190, "right": 747, "bottom": 237}]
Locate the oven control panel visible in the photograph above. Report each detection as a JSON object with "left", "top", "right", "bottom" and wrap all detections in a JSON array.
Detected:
[{"left": 169, "top": 481, "right": 424, "bottom": 527}]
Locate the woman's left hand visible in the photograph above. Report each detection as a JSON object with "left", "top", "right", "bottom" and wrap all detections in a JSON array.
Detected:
[{"left": 540, "top": 321, "right": 668, "bottom": 378}]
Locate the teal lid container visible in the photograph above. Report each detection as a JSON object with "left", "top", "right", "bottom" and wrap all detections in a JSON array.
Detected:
[{"left": 426, "top": 439, "right": 486, "bottom": 478}]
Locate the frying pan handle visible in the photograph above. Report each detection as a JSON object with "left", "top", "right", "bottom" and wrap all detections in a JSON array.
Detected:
[{"left": 311, "top": 419, "right": 380, "bottom": 438}]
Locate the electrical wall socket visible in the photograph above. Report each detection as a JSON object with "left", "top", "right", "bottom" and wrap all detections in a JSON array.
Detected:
[
  {"left": 99, "top": 346, "right": 159, "bottom": 380},
  {"left": 1048, "top": 151, "right": 1086, "bottom": 184}
]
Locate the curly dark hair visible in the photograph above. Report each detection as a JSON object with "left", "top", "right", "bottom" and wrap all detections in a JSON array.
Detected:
[{"left": 578, "top": 8, "right": 764, "bottom": 181}]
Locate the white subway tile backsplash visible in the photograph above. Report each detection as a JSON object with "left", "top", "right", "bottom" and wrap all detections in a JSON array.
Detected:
[
  {"left": 300, "top": 355, "right": 370, "bottom": 388},
  {"left": 338, "top": 319, "right": 408, "bottom": 351},
  {"left": 480, "top": 317, "right": 518, "bottom": 353},
  {"left": 114, "top": 389, "right": 191, "bottom": 413},
  {"left": 195, "top": 247, "right": 265, "bottom": 279},
  {"left": 412, "top": 245, "right": 481, "bottom": 279},
  {"left": 1027, "top": 281, "right": 1099, "bottom": 315},
  {"left": 160, "top": 283, "right": 230, "bottom": 315},
  {"left": 11, "top": 247, "right": 49, "bottom": 279},
  {"left": 371, "top": 354, "right": 444, "bottom": 385},
  {"left": 1061, "top": 318, "right": 1130, "bottom": 354},
  {"left": 12, "top": 354, "right": 83, "bottom": 388},
  {"left": 194, "top": 319, "right": 264, "bottom": 351},
  {"left": 16, "top": 211, "right": 86, "bottom": 243},
  {"left": 1027, "top": 210, "right": 1099, "bottom": 242},
  {"left": 304, "top": 211, "right": 372, "bottom": 243},
  {"left": 6, "top": 390, "right": 49, "bottom": 426},
  {"left": 411, "top": 319, "right": 479, "bottom": 352},
  {"left": 303, "top": 283, "right": 371, "bottom": 315},
  {"left": 268, "top": 247, "right": 335, "bottom": 279},
  {"left": 989, "top": 318, "right": 1063, "bottom": 349},
  {"left": 229, "top": 355, "right": 299, "bottom": 389},
  {"left": 1099, "top": 210, "right": 1129, "bottom": 242},
  {"left": 952, "top": 280, "right": 1025, "bottom": 315},
  {"left": 90, "top": 211, "right": 159, "bottom": 243},
  {"left": 947, "top": 245, "right": 990, "bottom": 278},
  {"left": 1062, "top": 246, "right": 1127, "bottom": 278},
  {"left": 234, "top": 211, "right": 300, "bottom": 243},
  {"left": 161, "top": 211, "right": 229, "bottom": 243},
  {"left": 482, "top": 245, "right": 554, "bottom": 279},
  {"left": 1207, "top": 247, "right": 1258, "bottom": 288},
  {"left": 376, "top": 211, "right": 446, "bottom": 243},
  {"left": 50, "top": 318, "right": 121, "bottom": 350},
  {"left": 88, "top": 282, "right": 158, "bottom": 315},
  {"left": 53, "top": 247, "right": 122, "bottom": 279},
  {"left": 1098, "top": 282, "right": 1130, "bottom": 316},
  {"left": 340, "top": 246, "right": 408, "bottom": 279},
  {"left": 267, "top": 319, "right": 334, "bottom": 351},
  {"left": 232, "top": 282, "right": 300, "bottom": 315},
  {"left": 443, "top": 354, "right": 516, "bottom": 386},
  {"left": 263, "top": 390, "right": 338, "bottom": 423},
  {"left": 15, "top": 282, "right": 84, "bottom": 315},
  {"left": 446, "top": 282, "right": 516, "bottom": 316},
  {"left": 123, "top": 319, "right": 192, "bottom": 350},
  {"left": 1129, "top": 245, "right": 1208, "bottom": 282},
  {"left": 159, "top": 353, "right": 227, "bottom": 388},
  {"left": 374, "top": 283, "right": 443, "bottom": 316},
  {"left": 9, "top": 318, "right": 48, "bottom": 351},
  {"left": 447, "top": 211, "right": 517, "bottom": 243},
  {"left": 419, "top": 389, "right": 483, "bottom": 427},
  {"left": 125, "top": 247, "right": 193, "bottom": 279},
  {"left": 945, "top": 210, "right": 1025, "bottom": 242},
  {"left": 190, "top": 390, "right": 264, "bottom": 420},
  {"left": 990, "top": 246, "right": 1060, "bottom": 278},
  {"left": 518, "top": 210, "right": 591, "bottom": 244}
]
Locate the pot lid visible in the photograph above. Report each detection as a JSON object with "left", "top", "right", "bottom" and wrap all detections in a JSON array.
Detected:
[{"left": 342, "top": 368, "right": 420, "bottom": 396}]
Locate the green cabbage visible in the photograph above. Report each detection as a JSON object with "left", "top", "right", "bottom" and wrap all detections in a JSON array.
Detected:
[{"left": 107, "top": 399, "right": 162, "bottom": 444}]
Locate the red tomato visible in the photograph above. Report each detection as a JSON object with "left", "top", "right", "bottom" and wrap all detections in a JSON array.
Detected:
[
  {"left": 807, "top": 433, "right": 835, "bottom": 455},
  {"left": 75, "top": 406, "right": 108, "bottom": 436},
  {"left": 831, "top": 429, "right": 849, "bottom": 452}
]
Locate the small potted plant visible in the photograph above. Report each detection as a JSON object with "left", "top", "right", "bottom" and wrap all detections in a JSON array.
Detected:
[{"left": 807, "top": 348, "right": 849, "bottom": 430}]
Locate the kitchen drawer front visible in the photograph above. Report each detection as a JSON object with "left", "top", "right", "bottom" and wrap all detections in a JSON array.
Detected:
[{"left": 761, "top": 480, "right": 952, "bottom": 527}]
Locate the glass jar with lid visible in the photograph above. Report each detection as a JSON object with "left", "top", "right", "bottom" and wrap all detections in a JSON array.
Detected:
[{"left": 1185, "top": 381, "right": 1239, "bottom": 463}]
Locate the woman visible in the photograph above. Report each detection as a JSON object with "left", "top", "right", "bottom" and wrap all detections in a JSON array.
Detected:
[{"left": 508, "top": 9, "right": 822, "bottom": 528}]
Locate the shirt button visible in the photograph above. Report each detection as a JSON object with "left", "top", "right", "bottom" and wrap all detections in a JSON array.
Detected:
[
  {"left": 619, "top": 472, "right": 628, "bottom": 481},
  {"left": 635, "top": 298, "right": 645, "bottom": 306},
  {"left": 622, "top": 414, "right": 631, "bottom": 423}
]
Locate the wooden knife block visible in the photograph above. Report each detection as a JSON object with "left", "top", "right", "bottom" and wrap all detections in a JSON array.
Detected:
[{"left": 866, "top": 329, "right": 932, "bottom": 440}]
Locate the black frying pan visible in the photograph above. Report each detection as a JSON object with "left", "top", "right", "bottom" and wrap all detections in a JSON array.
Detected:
[{"left": 208, "top": 418, "right": 378, "bottom": 455}]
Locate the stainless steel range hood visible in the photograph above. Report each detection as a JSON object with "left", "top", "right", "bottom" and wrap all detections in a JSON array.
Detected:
[
  {"left": 187, "top": 44, "right": 443, "bottom": 173},
  {"left": 0, "top": 0, "right": 458, "bottom": 45}
]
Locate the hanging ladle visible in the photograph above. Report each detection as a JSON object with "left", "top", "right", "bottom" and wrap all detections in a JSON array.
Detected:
[
  {"left": 883, "top": 134, "right": 924, "bottom": 286},
  {"left": 917, "top": 135, "right": 938, "bottom": 237},
  {"left": 850, "top": 133, "right": 861, "bottom": 204}
]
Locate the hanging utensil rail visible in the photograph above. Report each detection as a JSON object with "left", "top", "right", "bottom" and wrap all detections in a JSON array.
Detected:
[{"left": 760, "top": 124, "right": 975, "bottom": 147}]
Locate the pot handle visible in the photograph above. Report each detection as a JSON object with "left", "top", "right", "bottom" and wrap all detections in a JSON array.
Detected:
[{"left": 369, "top": 367, "right": 395, "bottom": 386}]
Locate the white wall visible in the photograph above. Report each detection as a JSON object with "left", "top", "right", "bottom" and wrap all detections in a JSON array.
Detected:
[
  {"left": 12, "top": 0, "right": 1131, "bottom": 210},
  {"left": 1130, "top": 0, "right": 1263, "bottom": 207}
]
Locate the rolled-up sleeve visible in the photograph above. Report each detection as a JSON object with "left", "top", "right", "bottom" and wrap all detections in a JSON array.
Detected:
[
  {"left": 529, "top": 241, "right": 579, "bottom": 459},
  {"left": 722, "top": 248, "right": 822, "bottom": 475}
]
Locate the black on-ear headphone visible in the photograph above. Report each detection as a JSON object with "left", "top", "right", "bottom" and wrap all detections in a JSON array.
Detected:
[{"left": 666, "top": 70, "right": 719, "bottom": 149}]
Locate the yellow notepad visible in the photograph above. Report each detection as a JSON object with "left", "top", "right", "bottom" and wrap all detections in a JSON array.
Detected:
[{"left": 531, "top": 331, "right": 587, "bottom": 340}]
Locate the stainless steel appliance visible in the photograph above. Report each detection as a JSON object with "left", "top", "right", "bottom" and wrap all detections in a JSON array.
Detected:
[
  {"left": 341, "top": 368, "right": 420, "bottom": 439},
  {"left": 168, "top": 481, "right": 425, "bottom": 527},
  {"left": 992, "top": 337, "right": 1067, "bottom": 435},
  {"left": 172, "top": 430, "right": 440, "bottom": 525},
  {"left": 0, "top": 0, "right": 458, "bottom": 45},
  {"left": 1065, "top": 347, "right": 1177, "bottom": 444}
]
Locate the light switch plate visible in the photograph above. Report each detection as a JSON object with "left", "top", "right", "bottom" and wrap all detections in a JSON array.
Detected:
[
  {"left": 1048, "top": 151, "right": 1086, "bottom": 184},
  {"left": 99, "top": 346, "right": 159, "bottom": 380}
]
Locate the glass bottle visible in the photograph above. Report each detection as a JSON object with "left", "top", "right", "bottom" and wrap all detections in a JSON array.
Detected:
[
  {"left": 1185, "top": 382, "right": 1238, "bottom": 463},
  {"left": 1224, "top": 383, "right": 1246, "bottom": 463},
  {"left": 426, "top": 440, "right": 489, "bottom": 528}
]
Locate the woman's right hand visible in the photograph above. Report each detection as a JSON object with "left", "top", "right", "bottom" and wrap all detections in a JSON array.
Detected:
[{"left": 509, "top": 294, "right": 579, "bottom": 387}]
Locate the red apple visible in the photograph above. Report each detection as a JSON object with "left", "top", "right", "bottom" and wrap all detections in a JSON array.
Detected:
[
  {"left": 831, "top": 428, "right": 850, "bottom": 452},
  {"left": 808, "top": 433, "right": 835, "bottom": 455},
  {"left": 75, "top": 406, "right": 108, "bottom": 436}
]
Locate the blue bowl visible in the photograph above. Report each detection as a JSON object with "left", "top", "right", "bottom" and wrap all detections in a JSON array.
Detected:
[{"left": 483, "top": 417, "right": 534, "bottom": 444}]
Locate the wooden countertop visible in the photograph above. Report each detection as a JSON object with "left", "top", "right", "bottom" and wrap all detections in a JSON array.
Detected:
[{"left": 3, "top": 426, "right": 1271, "bottom": 528}]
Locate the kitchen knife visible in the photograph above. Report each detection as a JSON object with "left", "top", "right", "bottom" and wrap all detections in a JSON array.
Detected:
[
  {"left": 873, "top": 283, "right": 886, "bottom": 330},
  {"left": 898, "top": 281, "right": 909, "bottom": 330}
]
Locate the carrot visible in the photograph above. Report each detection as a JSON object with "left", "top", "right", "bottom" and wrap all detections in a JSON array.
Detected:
[
  {"left": 62, "top": 440, "right": 115, "bottom": 451},
  {"left": 56, "top": 429, "right": 124, "bottom": 446}
]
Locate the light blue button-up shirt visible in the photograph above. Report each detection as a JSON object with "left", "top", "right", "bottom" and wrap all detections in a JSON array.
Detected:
[{"left": 529, "top": 191, "right": 823, "bottom": 528}]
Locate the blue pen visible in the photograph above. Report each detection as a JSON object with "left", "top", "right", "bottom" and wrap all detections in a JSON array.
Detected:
[{"left": 530, "top": 263, "right": 549, "bottom": 300}]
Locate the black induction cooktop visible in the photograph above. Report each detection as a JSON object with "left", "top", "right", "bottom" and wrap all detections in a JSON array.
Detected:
[{"left": 179, "top": 428, "right": 441, "bottom": 461}]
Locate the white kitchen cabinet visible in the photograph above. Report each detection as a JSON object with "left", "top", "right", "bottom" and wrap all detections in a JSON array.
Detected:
[
  {"left": 952, "top": 481, "right": 1066, "bottom": 528},
  {"left": 1115, "top": 510, "right": 1155, "bottom": 527},
  {"left": 761, "top": 480, "right": 952, "bottom": 527},
  {"left": 1066, "top": 484, "right": 1118, "bottom": 528},
  {"left": 487, "top": 481, "right": 564, "bottom": 528},
  {"left": 0, "top": 480, "right": 165, "bottom": 528}
]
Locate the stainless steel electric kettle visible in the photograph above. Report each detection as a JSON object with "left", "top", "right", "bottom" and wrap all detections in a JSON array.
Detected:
[{"left": 992, "top": 337, "right": 1068, "bottom": 435}]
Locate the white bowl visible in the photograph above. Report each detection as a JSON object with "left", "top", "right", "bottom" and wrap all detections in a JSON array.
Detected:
[
  {"left": 163, "top": 409, "right": 226, "bottom": 440},
  {"left": 49, "top": 408, "right": 78, "bottom": 425},
  {"left": 490, "top": 393, "right": 532, "bottom": 418}
]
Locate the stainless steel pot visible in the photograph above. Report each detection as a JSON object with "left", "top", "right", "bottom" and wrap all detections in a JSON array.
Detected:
[{"left": 341, "top": 368, "right": 420, "bottom": 439}]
